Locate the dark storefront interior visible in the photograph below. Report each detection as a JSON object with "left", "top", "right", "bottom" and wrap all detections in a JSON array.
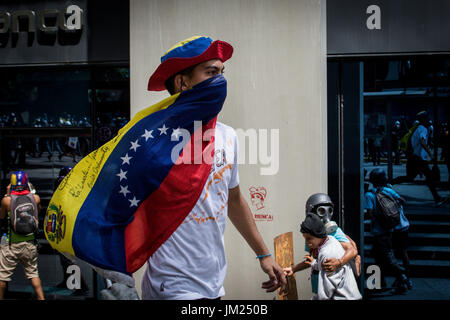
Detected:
[
  {"left": 328, "top": 56, "right": 450, "bottom": 297},
  {"left": 364, "top": 55, "right": 450, "bottom": 270},
  {"left": 0, "top": 0, "right": 129, "bottom": 299},
  {"left": 327, "top": 0, "right": 450, "bottom": 300},
  {"left": 363, "top": 56, "right": 450, "bottom": 291}
]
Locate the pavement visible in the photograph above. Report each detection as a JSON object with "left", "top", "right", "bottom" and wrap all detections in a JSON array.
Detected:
[
  {"left": 366, "top": 277, "right": 450, "bottom": 300},
  {"left": 364, "top": 162, "right": 450, "bottom": 300}
]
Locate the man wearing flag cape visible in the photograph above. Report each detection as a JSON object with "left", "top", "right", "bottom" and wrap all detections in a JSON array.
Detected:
[{"left": 44, "top": 35, "right": 286, "bottom": 300}]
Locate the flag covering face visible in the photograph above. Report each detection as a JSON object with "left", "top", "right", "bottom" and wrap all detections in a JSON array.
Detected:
[{"left": 44, "top": 75, "right": 227, "bottom": 275}]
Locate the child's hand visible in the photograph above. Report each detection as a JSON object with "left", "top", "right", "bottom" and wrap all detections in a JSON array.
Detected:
[
  {"left": 303, "top": 254, "right": 314, "bottom": 267},
  {"left": 283, "top": 267, "right": 293, "bottom": 277}
]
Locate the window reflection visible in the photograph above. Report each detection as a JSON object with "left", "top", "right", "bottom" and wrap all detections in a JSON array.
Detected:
[
  {"left": 363, "top": 57, "right": 450, "bottom": 297},
  {"left": 93, "top": 67, "right": 130, "bottom": 148},
  {"left": 0, "top": 70, "right": 91, "bottom": 128},
  {"left": 363, "top": 57, "right": 450, "bottom": 190}
]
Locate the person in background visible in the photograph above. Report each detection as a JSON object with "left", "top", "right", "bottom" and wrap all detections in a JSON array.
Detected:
[
  {"left": 392, "top": 120, "right": 402, "bottom": 165},
  {"left": 391, "top": 111, "right": 448, "bottom": 207},
  {"left": 392, "top": 201, "right": 412, "bottom": 290},
  {"left": 365, "top": 168, "right": 409, "bottom": 294},
  {"left": 0, "top": 171, "right": 44, "bottom": 300},
  {"left": 372, "top": 126, "right": 384, "bottom": 166}
]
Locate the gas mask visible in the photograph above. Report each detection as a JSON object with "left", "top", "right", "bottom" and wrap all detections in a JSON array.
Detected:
[
  {"left": 305, "top": 193, "right": 338, "bottom": 235},
  {"left": 314, "top": 205, "right": 338, "bottom": 234}
]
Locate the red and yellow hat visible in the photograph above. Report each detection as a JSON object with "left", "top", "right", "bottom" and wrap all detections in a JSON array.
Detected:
[{"left": 147, "top": 36, "right": 233, "bottom": 92}]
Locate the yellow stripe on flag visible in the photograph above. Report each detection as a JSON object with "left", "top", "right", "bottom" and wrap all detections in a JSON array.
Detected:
[{"left": 44, "top": 93, "right": 180, "bottom": 255}]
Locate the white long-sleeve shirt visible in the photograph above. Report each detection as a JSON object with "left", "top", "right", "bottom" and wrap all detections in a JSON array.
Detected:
[{"left": 311, "top": 236, "right": 362, "bottom": 300}]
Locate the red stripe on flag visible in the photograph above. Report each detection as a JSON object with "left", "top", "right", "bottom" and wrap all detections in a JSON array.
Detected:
[{"left": 124, "top": 118, "right": 217, "bottom": 273}]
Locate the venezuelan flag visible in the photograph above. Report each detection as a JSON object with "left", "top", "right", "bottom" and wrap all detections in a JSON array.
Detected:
[{"left": 44, "top": 75, "right": 227, "bottom": 276}]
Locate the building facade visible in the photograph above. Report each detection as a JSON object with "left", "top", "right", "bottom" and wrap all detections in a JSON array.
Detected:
[{"left": 1, "top": 0, "right": 448, "bottom": 300}]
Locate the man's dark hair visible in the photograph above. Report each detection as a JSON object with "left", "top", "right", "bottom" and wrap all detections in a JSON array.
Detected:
[
  {"left": 164, "top": 64, "right": 197, "bottom": 95},
  {"left": 417, "top": 110, "right": 429, "bottom": 124},
  {"left": 369, "top": 168, "right": 387, "bottom": 187}
]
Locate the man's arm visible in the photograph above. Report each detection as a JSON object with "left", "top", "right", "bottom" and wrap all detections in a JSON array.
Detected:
[
  {"left": 421, "top": 137, "right": 434, "bottom": 161},
  {"left": 0, "top": 197, "right": 9, "bottom": 220},
  {"left": 0, "top": 196, "right": 9, "bottom": 239},
  {"left": 322, "top": 237, "right": 357, "bottom": 274},
  {"left": 33, "top": 194, "right": 42, "bottom": 213},
  {"left": 228, "top": 185, "right": 287, "bottom": 293}
]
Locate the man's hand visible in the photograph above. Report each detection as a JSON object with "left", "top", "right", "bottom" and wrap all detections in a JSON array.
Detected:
[
  {"left": 322, "top": 258, "right": 342, "bottom": 275},
  {"left": 228, "top": 186, "right": 287, "bottom": 294},
  {"left": 259, "top": 256, "right": 287, "bottom": 293}
]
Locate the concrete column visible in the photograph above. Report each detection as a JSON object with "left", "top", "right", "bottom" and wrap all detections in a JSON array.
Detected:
[{"left": 130, "top": 0, "right": 327, "bottom": 300}]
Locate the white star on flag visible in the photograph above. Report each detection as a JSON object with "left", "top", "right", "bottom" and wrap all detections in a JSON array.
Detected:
[
  {"left": 116, "top": 169, "right": 127, "bottom": 181},
  {"left": 120, "top": 153, "right": 132, "bottom": 165},
  {"left": 128, "top": 196, "right": 140, "bottom": 207},
  {"left": 171, "top": 127, "right": 182, "bottom": 140},
  {"left": 119, "top": 185, "right": 131, "bottom": 197},
  {"left": 142, "top": 129, "right": 154, "bottom": 141},
  {"left": 130, "top": 139, "right": 141, "bottom": 152},
  {"left": 158, "top": 124, "right": 169, "bottom": 135}
]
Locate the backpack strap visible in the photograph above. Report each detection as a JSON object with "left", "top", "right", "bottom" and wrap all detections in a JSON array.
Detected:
[
  {"left": 372, "top": 187, "right": 384, "bottom": 218},
  {"left": 8, "top": 195, "right": 15, "bottom": 247},
  {"left": 370, "top": 187, "right": 383, "bottom": 195},
  {"left": 7, "top": 213, "right": 11, "bottom": 248}
]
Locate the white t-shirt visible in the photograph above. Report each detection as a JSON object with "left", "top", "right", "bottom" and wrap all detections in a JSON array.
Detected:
[
  {"left": 311, "top": 236, "right": 362, "bottom": 300},
  {"left": 411, "top": 125, "right": 429, "bottom": 160},
  {"left": 141, "top": 122, "right": 239, "bottom": 300}
]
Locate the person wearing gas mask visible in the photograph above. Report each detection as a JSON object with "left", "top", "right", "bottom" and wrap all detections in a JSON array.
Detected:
[
  {"left": 297, "top": 214, "right": 362, "bottom": 300},
  {"left": 284, "top": 193, "right": 361, "bottom": 297}
]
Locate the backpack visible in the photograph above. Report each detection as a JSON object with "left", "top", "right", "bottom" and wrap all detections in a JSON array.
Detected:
[
  {"left": 373, "top": 188, "right": 401, "bottom": 230},
  {"left": 10, "top": 193, "right": 39, "bottom": 236},
  {"left": 398, "top": 124, "right": 418, "bottom": 155}
]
